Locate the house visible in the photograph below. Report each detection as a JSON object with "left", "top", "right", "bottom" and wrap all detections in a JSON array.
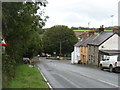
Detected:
[
  {"left": 71, "top": 31, "right": 95, "bottom": 64},
  {"left": 88, "top": 32, "right": 120, "bottom": 66},
  {"left": 71, "top": 45, "right": 80, "bottom": 64},
  {"left": 71, "top": 33, "right": 87, "bottom": 64},
  {"left": 80, "top": 35, "right": 97, "bottom": 64}
]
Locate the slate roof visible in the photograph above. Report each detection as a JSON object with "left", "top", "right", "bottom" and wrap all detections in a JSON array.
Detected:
[
  {"left": 88, "top": 32, "right": 114, "bottom": 46},
  {"left": 80, "top": 35, "right": 97, "bottom": 46},
  {"left": 74, "top": 35, "right": 97, "bottom": 47},
  {"left": 74, "top": 37, "right": 88, "bottom": 47},
  {"left": 74, "top": 32, "right": 116, "bottom": 47}
]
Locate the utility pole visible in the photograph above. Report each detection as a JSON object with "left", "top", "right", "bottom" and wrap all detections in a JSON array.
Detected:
[
  {"left": 60, "top": 40, "right": 62, "bottom": 56},
  {"left": 88, "top": 22, "right": 90, "bottom": 28}
]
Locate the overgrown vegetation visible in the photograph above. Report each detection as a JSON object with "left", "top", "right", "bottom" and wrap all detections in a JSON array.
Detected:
[
  {"left": 118, "top": 26, "right": 120, "bottom": 35},
  {"left": 7, "top": 64, "right": 49, "bottom": 88},
  {"left": 2, "top": 1, "right": 48, "bottom": 87}
]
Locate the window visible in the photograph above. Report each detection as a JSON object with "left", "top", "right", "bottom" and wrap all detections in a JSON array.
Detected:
[
  {"left": 94, "top": 46, "right": 95, "bottom": 52},
  {"left": 106, "top": 56, "right": 110, "bottom": 60},
  {"left": 81, "top": 47, "right": 83, "bottom": 52},
  {"left": 85, "top": 47, "right": 86, "bottom": 53},
  {"left": 89, "top": 55, "right": 90, "bottom": 61}
]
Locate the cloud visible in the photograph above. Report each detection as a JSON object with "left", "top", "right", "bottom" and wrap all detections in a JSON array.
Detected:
[{"left": 43, "top": 0, "right": 119, "bottom": 28}]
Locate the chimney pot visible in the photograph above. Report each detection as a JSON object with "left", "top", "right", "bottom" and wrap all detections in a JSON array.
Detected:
[
  {"left": 82, "top": 32, "right": 87, "bottom": 38},
  {"left": 89, "top": 29, "right": 94, "bottom": 36},
  {"left": 99, "top": 25, "right": 104, "bottom": 32},
  {"left": 113, "top": 26, "right": 118, "bottom": 33}
]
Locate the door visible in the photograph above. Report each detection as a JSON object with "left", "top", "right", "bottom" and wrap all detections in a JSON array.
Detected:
[{"left": 104, "top": 56, "right": 110, "bottom": 67}]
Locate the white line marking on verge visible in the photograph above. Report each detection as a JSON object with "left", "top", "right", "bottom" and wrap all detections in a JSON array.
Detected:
[{"left": 38, "top": 67, "right": 52, "bottom": 89}]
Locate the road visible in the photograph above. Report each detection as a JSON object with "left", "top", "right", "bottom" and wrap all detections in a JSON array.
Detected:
[{"left": 37, "top": 57, "right": 119, "bottom": 88}]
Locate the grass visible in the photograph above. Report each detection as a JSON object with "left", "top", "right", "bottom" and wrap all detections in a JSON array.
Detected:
[
  {"left": 73, "top": 30, "right": 112, "bottom": 32},
  {"left": 73, "top": 30, "right": 90, "bottom": 31},
  {"left": 7, "top": 64, "right": 49, "bottom": 88}
]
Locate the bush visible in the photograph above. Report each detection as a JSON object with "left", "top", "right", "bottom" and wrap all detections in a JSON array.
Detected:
[{"left": 2, "top": 54, "right": 16, "bottom": 87}]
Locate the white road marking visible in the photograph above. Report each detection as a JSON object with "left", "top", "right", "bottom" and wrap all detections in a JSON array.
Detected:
[
  {"left": 70, "top": 70, "right": 119, "bottom": 88},
  {"left": 55, "top": 73, "right": 81, "bottom": 88},
  {"left": 38, "top": 67, "right": 53, "bottom": 89}
]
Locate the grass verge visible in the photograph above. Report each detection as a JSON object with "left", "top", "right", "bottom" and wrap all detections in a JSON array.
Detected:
[{"left": 7, "top": 64, "right": 49, "bottom": 88}]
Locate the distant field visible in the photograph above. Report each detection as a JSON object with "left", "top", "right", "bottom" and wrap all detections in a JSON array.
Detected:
[
  {"left": 73, "top": 30, "right": 112, "bottom": 32},
  {"left": 104, "top": 30, "right": 113, "bottom": 31}
]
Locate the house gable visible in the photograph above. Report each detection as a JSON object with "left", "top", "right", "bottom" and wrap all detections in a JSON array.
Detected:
[{"left": 99, "top": 34, "right": 120, "bottom": 50}]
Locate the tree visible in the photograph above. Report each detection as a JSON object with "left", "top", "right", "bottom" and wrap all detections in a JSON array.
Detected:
[
  {"left": 42, "top": 25, "right": 78, "bottom": 56},
  {"left": 2, "top": 1, "right": 48, "bottom": 87},
  {"left": 2, "top": 1, "right": 48, "bottom": 61},
  {"left": 24, "top": 32, "right": 43, "bottom": 58},
  {"left": 118, "top": 26, "right": 120, "bottom": 35}
]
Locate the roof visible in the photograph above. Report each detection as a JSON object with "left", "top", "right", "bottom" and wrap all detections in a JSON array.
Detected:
[
  {"left": 74, "top": 37, "right": 88, "bottom": 47},
  {"left": 80, "top": 35, "right": 97, "bottom": 46},
  {"left": 100, "top": 50, "right": 120, "bottom": 55},
  {"left": 74, "top": 32, "right": 117, "bottom": 47},
  {"left": 88, "top": 32, "right": 114, "bottom": 46},
  {"left": 74, "top": 35, "right": 97, "bottom": 47}
]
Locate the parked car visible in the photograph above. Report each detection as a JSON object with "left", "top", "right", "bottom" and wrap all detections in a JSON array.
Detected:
[
  {"left": 57, "top": 56, "right": 60, "bottom": 60},
  {"left": 46, "top": 54, "right": 51, "bottom": 57},
  {"left": 41, "top": 53, "right": 46, "bottom": 57},
  {"left": 23, "top": 57, "right": 31, "bottom": 64},
  {"left": 99, "top": 55, "right": 120, "bottom": 72}
]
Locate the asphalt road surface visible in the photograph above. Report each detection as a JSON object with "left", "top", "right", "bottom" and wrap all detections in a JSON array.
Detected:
[{"left": 37, "top": 57, "right": 119, "bottom": 88}]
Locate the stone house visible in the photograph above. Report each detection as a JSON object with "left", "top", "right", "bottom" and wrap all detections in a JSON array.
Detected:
[{"left": 87, "top": 32, "right": 120, "bottom": 66}]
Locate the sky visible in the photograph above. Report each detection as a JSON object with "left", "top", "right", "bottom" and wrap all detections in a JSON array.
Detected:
[{"left": 43, "top": 0, "right": 120, "bottom": 28}]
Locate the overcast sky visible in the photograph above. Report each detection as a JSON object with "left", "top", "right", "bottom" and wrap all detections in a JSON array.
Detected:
[{"left": 43, "top": 0, "right": 119, "bottom": 28}]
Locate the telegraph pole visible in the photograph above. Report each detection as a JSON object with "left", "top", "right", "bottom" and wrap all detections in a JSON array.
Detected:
[
  {"left": 60, "top": 40, "right": 62, "bottom": 56},
  {"left": 88, "top": 22, "right": 90, "bottom": 28}
]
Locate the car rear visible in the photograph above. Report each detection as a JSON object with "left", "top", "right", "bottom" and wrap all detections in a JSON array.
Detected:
[
  {"left": 114, "top": 55, "right": 120, "bottom": 72},
  {"left": 23, "top": 58, "right": 31, "bottom": 64}
]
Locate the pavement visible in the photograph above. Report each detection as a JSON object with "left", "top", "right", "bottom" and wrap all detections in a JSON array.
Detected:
[{"left": 36, "top": 57, "right": 120, "bottom": 88}]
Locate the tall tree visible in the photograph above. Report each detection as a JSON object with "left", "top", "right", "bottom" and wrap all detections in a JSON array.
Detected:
[
  {"left": 2, "top": 1, "right": 48, "bottom": 62},
  {"left": 2, "top": 1, "right": 48, "bottom": 87},
  {"left": 118, "top": 26, "right": 120, "bottom": 35},
  {"left": 42, "top": 25, "right": 78, "bottom": 55}
]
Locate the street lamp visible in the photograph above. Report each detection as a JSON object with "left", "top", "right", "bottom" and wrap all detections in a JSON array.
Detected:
[
  {"left": 110, "top": 15, "right": 114, "bottom": 26},
  {"left": 88, "top": 22, "right": 90, "bottom": 28}
]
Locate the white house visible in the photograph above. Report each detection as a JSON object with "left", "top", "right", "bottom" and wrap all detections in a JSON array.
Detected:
[
  {"left": 71, "top": 38, "right": 87, "bottom": 64},
  {"left": 99, "top": 33, "right": 120, "bottom": 61},
  {"left": 71, "top": 46, "right": 80, "bottom": 64},
  {"left": 99, "top": 34, "right": 120, "bottom": 50}
]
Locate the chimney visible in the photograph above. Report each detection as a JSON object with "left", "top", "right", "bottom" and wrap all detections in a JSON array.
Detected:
[
  {"left": 82, "top": 32, "right": 87, "bottom": 38},
  {"left": 113, "top": 26, "right": 118, "bottom": 33},
  {"left": 89, "top": 29, "right": 94, "bottom": 36},
  {"left": 99, "top": 25, "right": 104, "bottom": 32}
]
